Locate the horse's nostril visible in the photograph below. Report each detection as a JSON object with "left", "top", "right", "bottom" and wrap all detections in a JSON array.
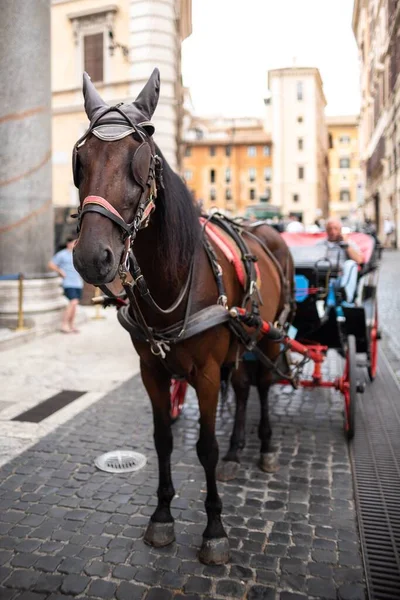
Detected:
[{"left": 102, "top": 247, "right": 113, "bottom": 266}]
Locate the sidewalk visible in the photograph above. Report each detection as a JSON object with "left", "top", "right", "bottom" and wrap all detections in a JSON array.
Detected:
[{"left": 1, "top": 305, "right": 139, "bottom": 468}]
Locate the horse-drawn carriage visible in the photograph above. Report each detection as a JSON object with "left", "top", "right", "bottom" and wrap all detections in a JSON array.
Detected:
[
  {"left": 72, "top": 68, "right": 381, "bottom": 565},
  {"left": 170, "top": 230, "right": 380, "bottom": 441}
]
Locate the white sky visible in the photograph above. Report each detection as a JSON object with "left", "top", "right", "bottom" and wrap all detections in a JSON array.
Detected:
[{"left": 181, "top": 0, "right": 360, "bottom": 118}]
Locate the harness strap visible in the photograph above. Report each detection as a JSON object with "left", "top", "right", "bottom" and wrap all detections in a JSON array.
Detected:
[
  {"left": 79, "top": 200, "right": 133, "bottom": 238},
  {"left": 118, "top": 303, "right": 231, "bottom": 342}
]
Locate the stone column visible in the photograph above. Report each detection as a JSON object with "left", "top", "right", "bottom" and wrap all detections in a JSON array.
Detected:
[
  {"left": 129, "top": 0, "right": 180, "bottom": 171},
  {"left": 0, "top": 0, "right": 66, "bottom": 330}
]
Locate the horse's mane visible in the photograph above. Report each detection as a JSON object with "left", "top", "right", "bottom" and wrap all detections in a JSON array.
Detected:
[{"left": 152, "top": 146, "right": 201, "bottom": 284}]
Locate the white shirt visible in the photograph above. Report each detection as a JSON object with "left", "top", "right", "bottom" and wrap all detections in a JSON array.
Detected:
[{"left": 286, "top": 221, "right": 305, "bottom": 233}]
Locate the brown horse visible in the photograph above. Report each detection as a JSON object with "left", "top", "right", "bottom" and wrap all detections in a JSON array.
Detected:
[{"left": 73, "top": 68, "right": 293, "bottom": 565}]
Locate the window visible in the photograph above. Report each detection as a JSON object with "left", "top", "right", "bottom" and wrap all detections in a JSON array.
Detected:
[
  {"left": 210, "top": 169, "right": 216, "bottom": 183},
  {"left": 249, "top": 188, "right": 256, "bottom": 200},
  {"left": 225, "top": 188, "right": 232, "bottom": 201},
  {"left": 298, "top": 138, "right": 303, "bottom": 150},
  {"left": 185, "top": 146, "right": 191, "bottom": 157},
  {"left": 298, "top": 166, "right": 304, "bottom": 180},
  {"left": 210, "top": 188, "right": 216, "bottom": 201},
  {"left": 297, "top": 116, "right": 303, "bottom": 123},
  {"left": 339, "top": 158, "right": 350, "bottom": 168},
  {"left": 249, "top": 168, "right": 256, "bottom": 182},
  {"left": 293, "top": 194, "right": 300, "bottom": 203},
  {"left": 184, "top": 170, "right": 192, "bottom": 181},
  {"left": 263, "top": 145, "right": 271, "bottom": 156},
  {"left": 340, "top": 190, "right": 350, "bottom": 202},
  {"left": 297, "top": 81, "right": 303, "bottom": 101},
  {"left": 339, "top": 135, "right": 351, "bottom": 144},
  {"left": 225, "top": 145, "right": 232, "bottom": 157},
  {"left": 84, "top": 33, "right": 104, "bottom": 82},
  {"left": 225, "top": 168, "right": 231, "bottom": 183},
  {"left": 209, "top": 146, "right": 216, "bottom": 157},
  {"left": 264, "top": 167, "right": 272, "bottom": 181},
  {"left": 263, "top": 188, "right": 271, "bottom": 201},
  {"left": 247, "top": 146, "right": 256, "bottom": 157}
]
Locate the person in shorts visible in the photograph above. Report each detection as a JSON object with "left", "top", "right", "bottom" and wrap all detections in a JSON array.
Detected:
[{"left": 48, "top": 237, "right": 83, "bottom": 333}]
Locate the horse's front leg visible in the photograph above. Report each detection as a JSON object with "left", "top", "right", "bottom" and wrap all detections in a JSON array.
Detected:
[
  {"left": 195, "top": 362, "right": 230, "bottom": 565},
  {"left": 140, "top": 360, "right": 176, "bottom": 547},
  {"left": 217, "top": 361, "right": 251, "bottom": 481}
]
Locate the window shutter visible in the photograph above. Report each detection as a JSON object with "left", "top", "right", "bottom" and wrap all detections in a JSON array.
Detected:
[{"left": 84, "top": 33, "right": 104, "bottom": 82}]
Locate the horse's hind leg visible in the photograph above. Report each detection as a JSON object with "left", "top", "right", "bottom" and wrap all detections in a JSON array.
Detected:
[
  {"left": 195, "top": 363, "right": 230, "bottom": 564},
  {"left": 141, "top": 362, "right": 176, "bottom": 547},
  {"left": 257, "top": 367, "right": 278, "bottom": 473},
  {"left": 217, "top": 361, "right": 251, "bottom": 481}
]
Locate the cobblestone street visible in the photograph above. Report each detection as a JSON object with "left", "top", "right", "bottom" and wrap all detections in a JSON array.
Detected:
[{"left": 0, "top": 251, "right": 399, "bottom": 600}]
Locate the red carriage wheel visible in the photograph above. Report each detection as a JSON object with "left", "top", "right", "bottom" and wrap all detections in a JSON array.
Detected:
[
  {"left": 367, "top": 303, "right": 378, "bottom": 382},
  {"left": 343, "top": 335, "right": 357, "bottom": 441},
  {"left": 170, "top": 379, "right": 188, "bottom": 422}
]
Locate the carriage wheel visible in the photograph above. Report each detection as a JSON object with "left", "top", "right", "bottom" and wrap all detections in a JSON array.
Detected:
[
  {"left": 343, "top": 335, "right": 357, "bottom": 440},
  {"left": 170, "top": 379, "right": 188, "bottom": 422},
  {"left": 367, "top": 303, "right": 378, "bottom": 382}
]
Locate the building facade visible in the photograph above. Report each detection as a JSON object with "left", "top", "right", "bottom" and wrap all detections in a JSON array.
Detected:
[
  {"left": 51, "top": 0, "right": 191, "bottom": 214},
  {"left": 327, "top": 115, "right": 361, "bottom": 221},
  {"left": 352, "top": 0, "right": 400, "bottom": 243},
  {"left": 183, "top": 117, "right": 272, "bottom": 215},
  {"left": 267, "top": 67, "right": 329, "bottom": 225}
]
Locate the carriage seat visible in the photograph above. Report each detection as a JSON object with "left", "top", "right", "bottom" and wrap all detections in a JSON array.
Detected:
[{"left": 281, "top": 232, "right": 377, "bottom": 303}]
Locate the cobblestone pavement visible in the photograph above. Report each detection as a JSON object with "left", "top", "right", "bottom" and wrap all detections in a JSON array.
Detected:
[
  {"left": 0, "top": 358, "right": 364, "bottom": 600},
  {"left": 1, "top": 251, "right": 398, "bottom": 600}
]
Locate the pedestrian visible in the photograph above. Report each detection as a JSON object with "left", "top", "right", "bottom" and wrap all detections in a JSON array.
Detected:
[
  {"left": 383, "top": 216, "right": 395, "bottom": 248},
  {"left": 48, "top": 236, "right": 83, "bottom": 333}
]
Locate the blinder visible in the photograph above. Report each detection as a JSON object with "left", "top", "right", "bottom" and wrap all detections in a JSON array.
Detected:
[
  {"left": 132, "top": 142, "right": 152, "bottom": 190},
  {"left": 71, "top": 104, "right": 163, "bottom": 244}
]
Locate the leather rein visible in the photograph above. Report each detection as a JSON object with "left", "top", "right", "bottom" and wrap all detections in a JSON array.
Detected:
[{"left": 73, "top": 106, "right": 196, "bottom": 357}]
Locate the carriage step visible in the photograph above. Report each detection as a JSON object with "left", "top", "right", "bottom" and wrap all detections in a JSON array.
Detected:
[{"left": 356, "top": 382, "right": 365, "bottom": 394}]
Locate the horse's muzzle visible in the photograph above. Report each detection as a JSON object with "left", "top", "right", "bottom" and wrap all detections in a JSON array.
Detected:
[{"left": 73, "top": 244, "right": 118, "bottom": 285}]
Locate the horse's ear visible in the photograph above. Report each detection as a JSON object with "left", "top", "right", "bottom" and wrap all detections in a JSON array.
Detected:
[
  {"left": 83, "top": 72, "right": 107, "bottom": 121},
  {"left": 133, "top": 68, "right": 160, "bottom": 120}
]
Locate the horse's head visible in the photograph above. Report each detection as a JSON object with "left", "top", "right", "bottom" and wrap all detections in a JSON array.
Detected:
[{"left": 72, "top": 69, "right": 161, "bottom": 285}]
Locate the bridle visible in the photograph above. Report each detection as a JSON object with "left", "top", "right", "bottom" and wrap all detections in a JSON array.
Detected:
[
  {"left": 72, "top": 104, "right": 196, "bottom": 358},
  {"left": 72, "top": 103, "right": 165, "bottom": 278}
]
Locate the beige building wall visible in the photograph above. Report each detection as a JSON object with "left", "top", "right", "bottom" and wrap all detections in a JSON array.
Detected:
[
  {"left": 268, "top": 67, "right": 329, "bottom": 226},
  {"left": 352, "top": 0, "right": 399, "bottom": 243},
  {"left": 327, "top": 116, "right": 361, "bottom": 220},
  {"left": 51, "top": 0, "right": 191, "bottom": 210}
]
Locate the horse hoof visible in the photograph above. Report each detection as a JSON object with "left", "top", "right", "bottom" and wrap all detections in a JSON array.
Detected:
[
  {"left": 216, "top": 461, "right": 239, "bottom": 481},
  {"left": 259, "top": 452, "right": 279, "bottom": 473},
  {"left": 143, "top": 520, "right": 175, "bottom": 547},
  {"left": 199, "top": 537, "right": 230, "bottom": 565}
]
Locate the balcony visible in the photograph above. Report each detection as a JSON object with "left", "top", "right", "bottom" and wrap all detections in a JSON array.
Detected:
[{"left": 367, "top": 136, "right": 385, "bottom": 180}]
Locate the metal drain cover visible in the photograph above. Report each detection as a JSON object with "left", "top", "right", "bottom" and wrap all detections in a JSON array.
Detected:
[{"left": 95, "top": 450, "right": 146, "bottom": 473}]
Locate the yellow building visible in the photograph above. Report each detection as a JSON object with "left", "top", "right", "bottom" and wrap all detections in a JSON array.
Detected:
[
  {"left": 327, "top": 115, "right": 361, "bottom": 221},
  {"left": 51, "top": 0, "right": 192, "bottom": 216},
  {"left": 183, "top": 117, "right": 273, "bottom": 215}
]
